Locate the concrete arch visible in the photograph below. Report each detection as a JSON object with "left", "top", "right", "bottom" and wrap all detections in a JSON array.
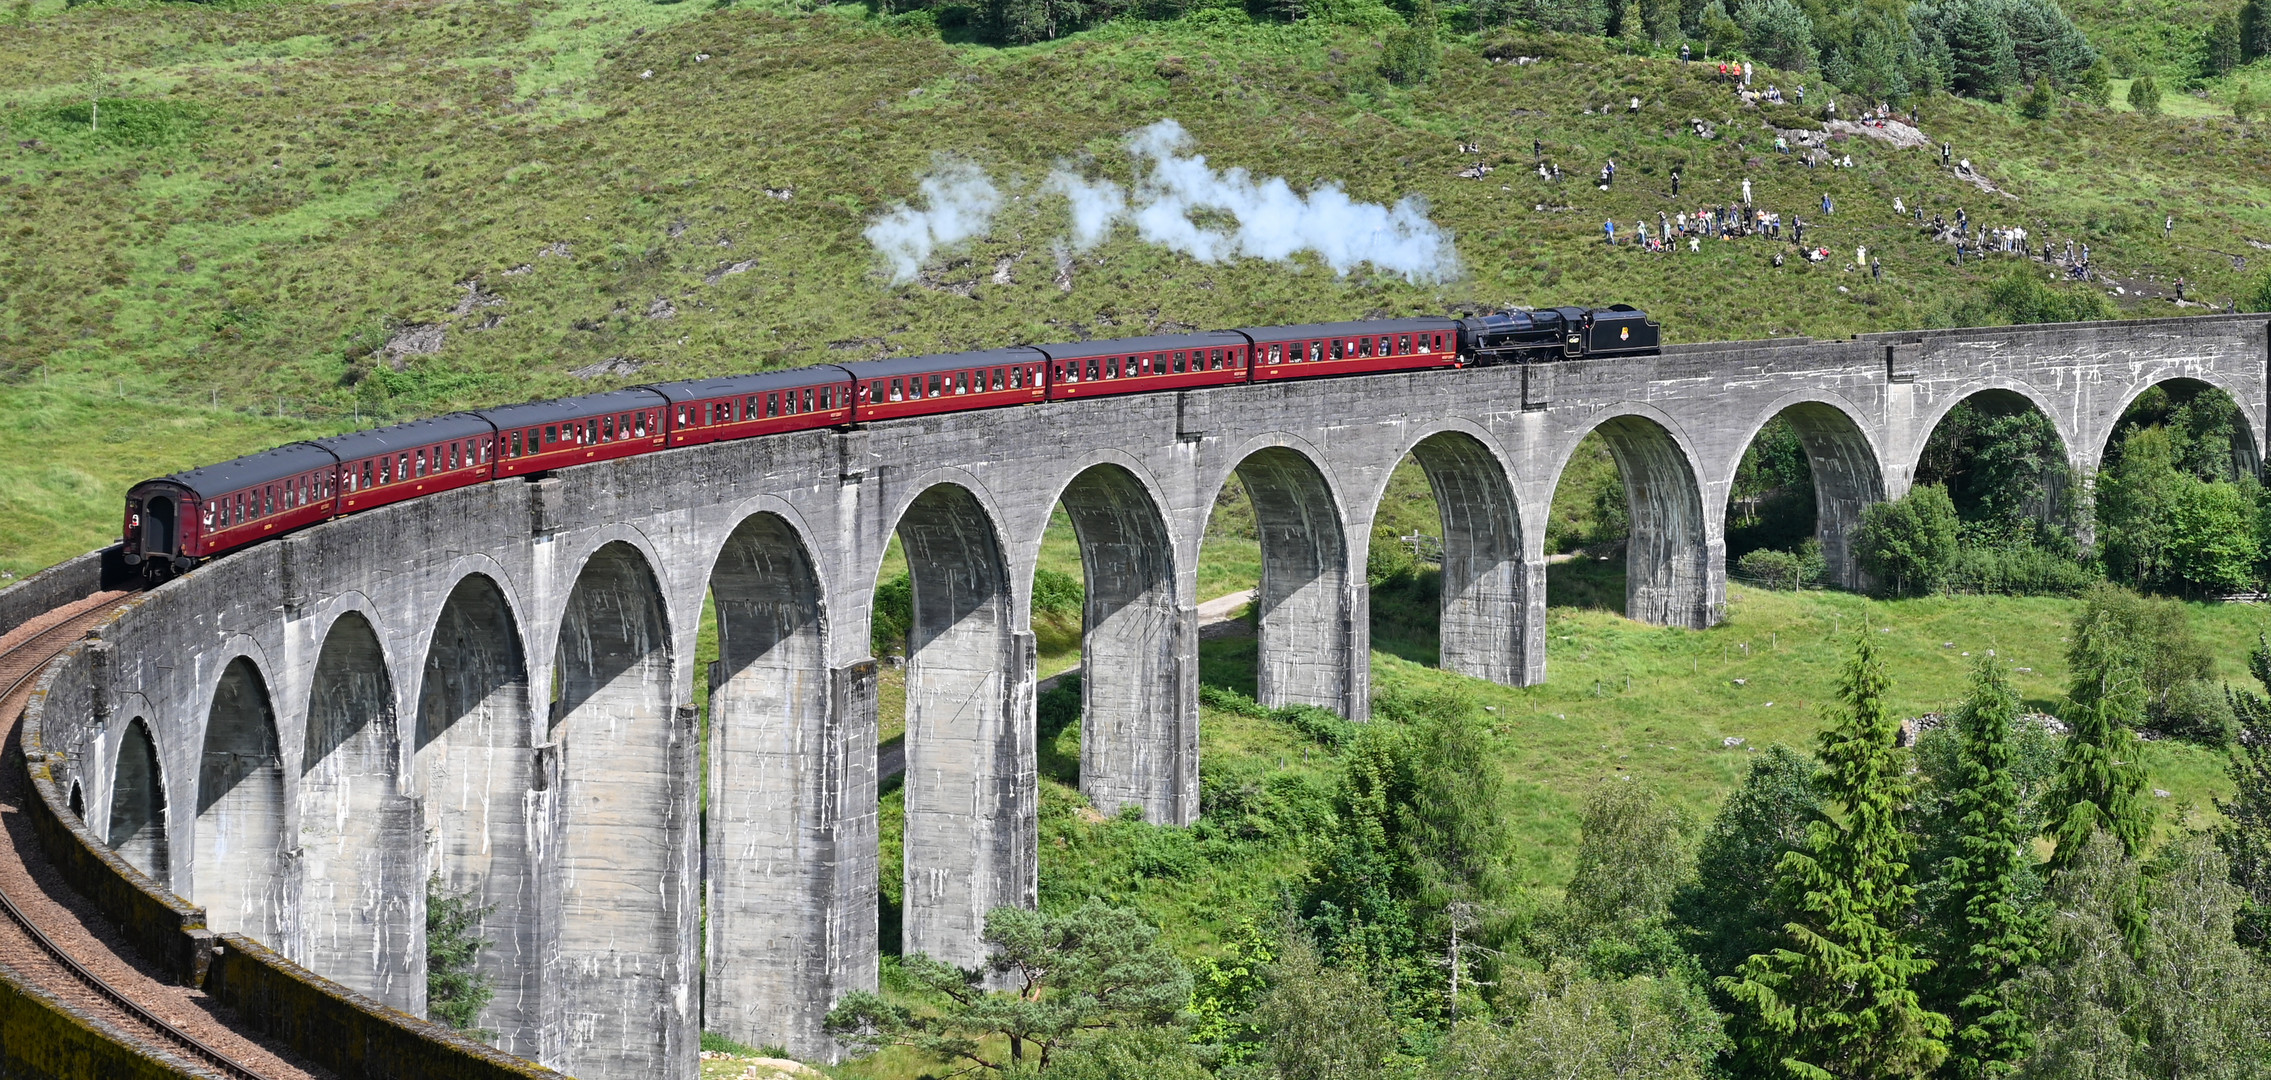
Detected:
[
  {"left": 1911, "top": 383, "right": 2080, "bottom": 540},
  {"left": 1725, "top": 393, "right": 1889, "bottom": 589},
  {"left": 1208, "top": 440, "right": 1366, "bottom": 718},
  {"left": 195, "top": 656, "right": 286, "bottom": 942},
  {"left": 413, "top": 572, "right": 540, "bottom": 1054},
  {"left": 1049, "top": 462, "right": 1192, "bottom": 824},
  {"left": 2093, "top": 376, "right": 2265, "bottom": 480},
  {"left": 1909, "top": 377, "right": 2081, "bottom": 487},
  {"left": 1552, "top": 407, "right": 1718, "bottom": 629},
  {"left": 1396, "top": 428, "right": 1537, "bottom": 685},
  {"left": 107, "top": 716, "right": 169, "bottom": 888},
  {"left": 297, "top": 610, "right": 421, "bottom": 1011},
  {"left": 703, "top": 510, "right": 843, "bottom": 1054},
  {"left": 888, "top": 481, "right": 1033, "bottom": 971},
  {"left": 549, "top": 540, "right": 695, "bottom": 1079}
]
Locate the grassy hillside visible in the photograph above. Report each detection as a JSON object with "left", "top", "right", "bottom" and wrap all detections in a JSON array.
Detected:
[{"left": 8, "top": 0, "right": 2271, "bottom": 573}]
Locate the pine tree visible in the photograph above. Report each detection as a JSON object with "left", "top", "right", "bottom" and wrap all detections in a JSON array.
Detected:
[
  {"left": 2217, "top": 634, "right": 2271, "bottom": 951},
  {"left": 1946, "top": 0, "right": 2019, "bottom": 99},
  {"left": 2047, "top": 601, "right": 2155, "bottom": 871},
  {"left": 1937, "top": 658, "right": 2042, "bottom": 1080},
  {"left": 1722, "top": 637, "right": 1950, "bottom": 1080}
]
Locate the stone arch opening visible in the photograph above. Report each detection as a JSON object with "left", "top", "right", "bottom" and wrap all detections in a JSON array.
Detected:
[
  {"left": 1915, "top": 389, "right": 2077, "bottom": 551},
  {"left": 550, "top": 540, "right": 689, "bottom": 1078},
  {"left": 2100, "top": 378, "right": 2262, "bottom": 482},
  {"left": 890, "top": 483, "right": 1029, "bottom": 971},
  {"left": 1228, "top": 447, "right": 1363, "bottom": 716},
  {"left": 1724, "top": 403, "right": 1885, "bottom": 589},
  {"left": 1546, "top": 416, "right": 1714, "bottom": 628},
  {"left": 703, "top": 513, "right": 839, "bottom": 1054},
  {"left": 195, "top": 657, "right": 284, "bottom": 941},
  {"left": 1397, "top": 432, "right": 1532, "bottom": 686},
  {"left": 1055, "top": 464, "right": 1188, "bottom": 824},
  {"left": 2094, "top": 378, "right": 2264, "bottom": 595},
  {"left": 107, "top": 716, "right": 168, "bottom": 887},
  {"left": 298, "top": 611, "right": 418, "bottom": 1008},
  {"left": 414, "top": 573, "right": 536, "bottom": 1051}
]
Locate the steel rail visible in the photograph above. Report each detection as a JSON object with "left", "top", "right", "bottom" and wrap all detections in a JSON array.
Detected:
[{"left": 0, "top": 599, "right": 273, "bottom": 1080}]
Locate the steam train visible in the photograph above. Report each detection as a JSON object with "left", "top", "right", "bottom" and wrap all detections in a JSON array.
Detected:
[{"left": 122, "top": 306, "right": 1659, "bottom": 573}]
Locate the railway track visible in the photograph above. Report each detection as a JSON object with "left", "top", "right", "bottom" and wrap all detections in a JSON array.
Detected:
[{"left": 0, "top": 589, "right": 289, "bottom": 1080}]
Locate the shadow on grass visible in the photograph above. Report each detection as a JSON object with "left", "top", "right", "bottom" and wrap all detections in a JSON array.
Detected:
[
  {"left": 1547, "top": 557, "right": 1627, "bottom": 615},
  {"left": 1369, "top": 568, "right": 1441, "bottom": 667},
  {"left": 1198, "top": 635, "right": 1259, "bottom": 698}
]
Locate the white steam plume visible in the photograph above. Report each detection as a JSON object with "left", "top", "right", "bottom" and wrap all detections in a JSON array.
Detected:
[
  {"left": 862, "top": 122, "right": 1458, "bottom": 285},
  {"left": 864, "top": 156, "right": 1002, "bottom": 283},
  {"left": 1042, "top": 167, "right": 1128, "bottom": 252},
  {"left": 1114, "top": 119, "right": 1458, "bottom": 283}
]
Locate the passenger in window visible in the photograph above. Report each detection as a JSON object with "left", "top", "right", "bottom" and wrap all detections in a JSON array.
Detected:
[{"left": 928, "top": 374, "right": 942, "bottom": 397}]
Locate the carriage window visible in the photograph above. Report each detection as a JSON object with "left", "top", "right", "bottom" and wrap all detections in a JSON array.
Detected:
[
  {"left": 619, "top": 413, "right": 630, "bottom": 435},
  {"left": 1356, "top": 338, "right": 1371, "bottom": 358},
  {"left": 928, "top": 374, "right": 942, "bottom": 397},
  {"left": 606, "top": 416, "right": 618, "bottom": 442},
  {"left": 510, "top": 432, "right": 522, "bottom": 457},
  {"left": 1166, "top": 351, "right": 1180, "bottom": 373},
  {"left": 634, "top": 413, "right": 646, "bottom": 437},
  {"left": 884, "top": 379, "right": 899, "bottom": 401},
  {"left": 991, "top": 368, "right": 1005, "bottom": 390},
  {"left": 1399, "top": 335, "right": 1411, "bottom": 354}
]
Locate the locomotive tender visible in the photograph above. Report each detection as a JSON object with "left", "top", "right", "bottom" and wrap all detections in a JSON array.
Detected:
[{"left": 122, "top": 306, "right": 1660, "bottom": 573}]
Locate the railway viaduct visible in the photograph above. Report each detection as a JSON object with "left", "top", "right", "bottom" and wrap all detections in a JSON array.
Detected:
[{"left": 20, "top": 313, "right": 2269, "bottom": 1080}]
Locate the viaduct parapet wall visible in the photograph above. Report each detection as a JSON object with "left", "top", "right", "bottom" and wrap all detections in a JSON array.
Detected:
[{"left": 25, "top": 313, "right": 2268, "bottom": 1079}]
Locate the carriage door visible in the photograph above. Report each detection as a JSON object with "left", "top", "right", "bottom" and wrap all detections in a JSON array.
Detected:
[{"left": 145, "top": 495, "right": 177, "bottom": 556}]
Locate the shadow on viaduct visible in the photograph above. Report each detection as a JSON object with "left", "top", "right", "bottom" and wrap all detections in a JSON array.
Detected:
[{"left": 32, "top": 315, "right": 2269, "bottom": 1079}]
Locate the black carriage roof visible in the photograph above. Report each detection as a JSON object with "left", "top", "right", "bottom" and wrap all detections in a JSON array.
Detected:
[
  {"left": 643, "top": 365, "right": 854, "bottom": 403},
  {"left": 476, "top": 387, "right": 671, "bottom": 428},
  {"left": 1238, "top": 316, "right": 1461, "bottom": 341},
  {"left": 146, "top": 441, "right": 339, "bottom": 498},
  {"left": 837, "top": 347, "right": 1045, "bottom": 380},
  {"left": 1031, "top": 330, "right": 1248, "bottom": 358},
  {"left": 316, "top": 413, "right": 496, "bottom": 460}
]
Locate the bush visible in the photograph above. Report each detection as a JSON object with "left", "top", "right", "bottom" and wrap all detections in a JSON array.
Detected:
[
  {"left": 2247, "top": 270, "right": 2271, "bottom": 313},
  {"left": 1945, "top": 544, "right": 2097, "bottom": 596},
  {"left": 2235, "top": 83, "right": 2261, "bottom": 122},
  {"left": 2128, "top": 72, "right": 2163, "bottom": 114},
  {"left": 1379, "top": 0, "right": 1443, "bottom": 86},
  {"left": 2020, "top": 79, "right": 2056, "bottom": 119},
  {"left": 1033, "top": 566, "right": 1084, "bottom": 618},
  {"left": 1737, "top": 547, "right": 1822, "bottom": 589},
  {"left": 1856, "top": 485, "right": 1960, "bottom": 596},
  {"left": 2158, "top": 677, "right": 2236, "bottom": 744},
  {"left": 872, "top": 571, "right": 912, "bottom": 657}
]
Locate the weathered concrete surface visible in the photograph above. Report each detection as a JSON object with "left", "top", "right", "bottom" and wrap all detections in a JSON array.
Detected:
[{"left": 27, "top": 314, "right": 2267, "bottom": 1077}]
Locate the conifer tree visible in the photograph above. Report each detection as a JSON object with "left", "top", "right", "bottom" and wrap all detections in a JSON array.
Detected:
[
  {"left": 2047, "top": 601, "right": 2154, "bottom": 871},
  {"left": 1937, "top": 658, "right": 2042, "bottom": 1080},
  {"left": 1722, "top": 637, "right": 1950, "bottom": 1079},
  {"left": 2217, "top": 634, "right": 2271, "bottom": 951}
]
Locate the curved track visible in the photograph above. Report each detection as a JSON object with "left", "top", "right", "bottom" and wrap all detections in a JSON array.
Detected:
[{"left": 0, "top": 590, "right": 329, "bottom": 1080}]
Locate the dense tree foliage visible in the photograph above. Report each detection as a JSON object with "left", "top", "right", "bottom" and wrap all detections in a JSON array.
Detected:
[
  {"left": 1855, "top": 484, "right": 1960, "bottom": 596},
  {"left": 2217, "top": 636, "right": 2271, "bottom": 952},
  {"left": 1722, "top": 638, "right": 1950, "bottom": 1079},
  {"left": 825, "top": 902, "right": 1191, "bottom": 1072},
  {"left": 1931, "top": 659, "right": 2044, "bottom": 1080}
]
